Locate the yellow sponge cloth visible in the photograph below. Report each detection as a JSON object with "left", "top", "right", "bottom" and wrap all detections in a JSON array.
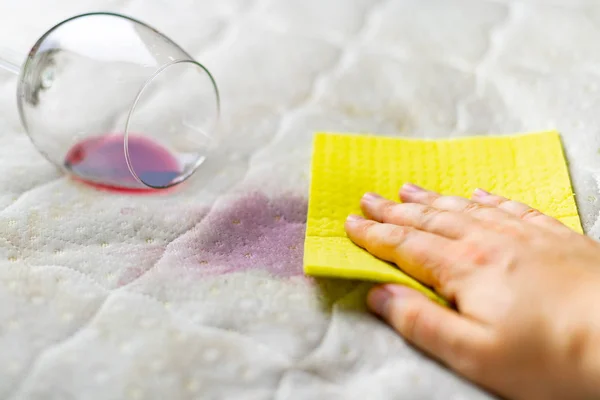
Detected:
[{"left": 303, "top": 131, "right": 582, "bottom": 305}]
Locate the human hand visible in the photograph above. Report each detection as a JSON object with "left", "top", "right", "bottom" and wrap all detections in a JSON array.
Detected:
[{"left": 344, "top": 184, "right": 600, "bottom": 400}]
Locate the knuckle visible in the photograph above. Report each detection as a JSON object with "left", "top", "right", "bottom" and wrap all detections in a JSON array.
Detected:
[
  {"left": 494, "top": 221, "right": 529, "bottom": 240},
  {"left": 362, "top": 222, "right": 382, "bottom": 242},
  {"left": 430, "top": 196, "right": 445, "bottom": 208},
  {"left": 362, "top": 224, "right": 387, "bottom": 254},
  {"left": 381, "top": 201, "right": 400, "bottom": 218},
  {"left": 432, "top": 195, "right": 458, "bottom": 209},
  {"left": 389, "top": 226, "right": 413, "bottom": 250},
  {"left": 463, "top": 202, "right": 486, "bottom": 214},
  {"left": 358, "top": 220, "right": 379, "bottom": 239},
  {"left": 397, "top": 302, "right": 424, "bottom": 340},
  {"left": 434, "top": 264, "right": 456, "bottom": 288},
  {"left": 487, "top": 195, "right": 509, "bottom": 207},
  {"left": 458, "top": 241, "right": 491, "bottom": 267},
  {"left": 419, "top": 206, "right": 444, "bottom": 229},
  {"left": 411, "top": 247, "right": 439, "bottom": 270},
  {"left": 365, "top": 224, "right": 412, "bottom": 255},
  {"left": 424, "top": 193, "right": 441, "bottom": 204},
  {"left": 469, "top": 248, "right": 491, "bottom": 267},
  {"left": 518, "top": 208, "right": 542, "bottom": 221},
  {"left": 412, "top": 249, "right": 447, "bottom": 286}
]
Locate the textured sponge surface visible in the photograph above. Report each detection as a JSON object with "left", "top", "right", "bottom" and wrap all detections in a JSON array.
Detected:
[{"left": 304, "top": 131, "right": 582, "bottom": 303}]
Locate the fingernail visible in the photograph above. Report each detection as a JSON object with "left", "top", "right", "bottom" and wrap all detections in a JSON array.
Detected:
[
  {"left": 473, "top": 188, "right": 490, "bottom": 197},
  {"left": 402, "top": 183, "right": 425, "bottom": 193},
  {"left": 368, "top": 284, "right": 415, "bottom": 317},
  {"left": 367, "top": 287, "right": 393, "bottom": 317},
  {"left": 384, "top": 284, "right": 416, "bottom": 297},
  {"left": 346, "top": 214, "right": 364, "bottom": 222},
  {"left": 362, "top": 192, "right": 383, "bottom": 202}
]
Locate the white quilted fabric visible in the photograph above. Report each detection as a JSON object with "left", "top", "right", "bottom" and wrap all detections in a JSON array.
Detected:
[{"left": 1, "top": 0, "right": 599, "bottom": 399}]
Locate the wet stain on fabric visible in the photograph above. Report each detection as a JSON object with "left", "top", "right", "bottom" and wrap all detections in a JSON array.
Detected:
[{"left": 180, "top": 192, "right": 308, "bottom": 278}]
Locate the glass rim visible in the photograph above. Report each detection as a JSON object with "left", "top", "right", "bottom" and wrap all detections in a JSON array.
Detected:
[{"left": 124, "top": 58, "right": 221, "bottom": 189}]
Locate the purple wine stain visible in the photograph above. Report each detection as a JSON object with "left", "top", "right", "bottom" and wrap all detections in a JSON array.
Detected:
[{"left": 181, "top": 192, "right": 308, "bottom": 278}]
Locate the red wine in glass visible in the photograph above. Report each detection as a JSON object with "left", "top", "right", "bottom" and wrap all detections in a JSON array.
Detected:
[{"left": 64, "top": 133, "right": 182, "bottom": 193}]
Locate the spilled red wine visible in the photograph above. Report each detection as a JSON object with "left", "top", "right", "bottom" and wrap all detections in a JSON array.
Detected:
[{"left": 64, "top": 134, "right": 181, "bottom": 192}]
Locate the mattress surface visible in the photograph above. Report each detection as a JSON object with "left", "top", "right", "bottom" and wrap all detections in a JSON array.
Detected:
[{"left": 1, "top": 1, "right": 599, "bottom": 399}]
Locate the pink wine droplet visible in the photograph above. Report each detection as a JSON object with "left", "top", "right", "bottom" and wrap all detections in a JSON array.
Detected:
[{"left": 64, "top": 134, "right": 182, "bottom": 192}]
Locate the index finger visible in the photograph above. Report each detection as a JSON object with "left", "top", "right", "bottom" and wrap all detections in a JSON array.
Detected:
[{"left": 344, "top": 215, "right": 458, "bottom": 298}]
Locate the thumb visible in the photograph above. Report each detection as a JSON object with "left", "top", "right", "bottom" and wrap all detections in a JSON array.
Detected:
[{"left": 367, "top": 284, "right": 491, "bottom": 380}]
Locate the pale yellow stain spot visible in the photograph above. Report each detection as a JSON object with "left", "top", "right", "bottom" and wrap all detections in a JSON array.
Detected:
[
  {"left": 244, "top": 253, "right": 252, "bottom": 259},
  {"left": 62, "top": 312, "right": 74, "bottom": 323},
  {"left": 240, "top": 367, "right": 256, "bottom": 382},
  {"left": 186, "top": 380, "right": 200, "bottom": 393},
  {"left": 145, "top": 238, "right": 154, "bottom": 244},
  {"left": 274, "top": 215, "right": 281, "bottom": 222},
  {"left": 120, "top": 342, "right": 134, "bottom": 354},
  {"left": 8, "top": 219, "right": 16, "bottom": 226},
  {"left": 173, "top": 331, "right": 187, "bottom": 343},
  {"left": 199, "top": 260, "right": 208, "bottom": 265},
  {"left": 8, "top": 256, "right": 17, "bottom": 262},
  {"left": 276, "top": 312, "right": 289, "bottom": 322},
  {"left": 232, "top": 219, "right": 241, "bottom": 225},
  {"left": 341, "top": 345, "right": 351, "bottom": 355},
  {"left": 341, "top": 345, "right": 358, "bottom": 361},
  {"left": 101, "top": 242, "right": 109, "bottom": 248},
  {"left": 127, "top": 387, "right": 143, "bottom": 400}
]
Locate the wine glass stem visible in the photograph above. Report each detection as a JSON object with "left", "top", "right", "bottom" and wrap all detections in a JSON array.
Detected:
[{"left": 0, "top": 47, "right": 23, "bottom": 76}]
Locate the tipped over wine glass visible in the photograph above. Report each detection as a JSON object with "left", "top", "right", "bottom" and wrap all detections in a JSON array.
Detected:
[{"left": 0, "top": 12, "right": 220, "bottom": 192}]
